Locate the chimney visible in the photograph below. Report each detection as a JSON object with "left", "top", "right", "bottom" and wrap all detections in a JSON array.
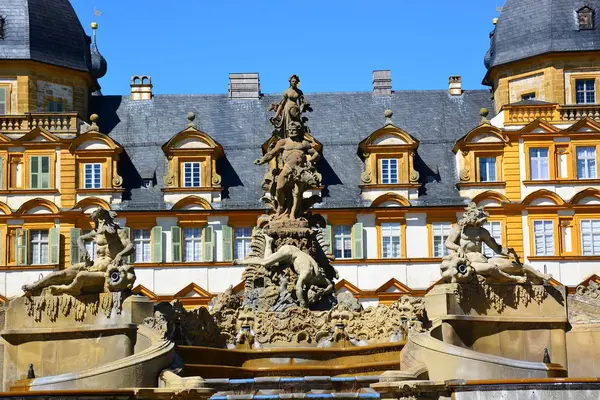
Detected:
[
  {"left": 449, "top": 76, "right": 462, "bottom": 96},
  {"left": 229, "top": 73, "right": 260, "bottom": 99},
  {"left": 130, "top": 75, "right": 153, "bottom": 100},
  {"left": 373, "top": 70, "right": 392, "bottom": 96}
]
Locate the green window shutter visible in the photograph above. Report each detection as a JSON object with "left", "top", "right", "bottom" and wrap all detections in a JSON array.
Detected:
[
  {"left": 49, "top": 227, "right": 60, "bottom": 265},
  {"left": 352, "top": 222, "right": 364, "bottom": 259},
  {"left": 222, "top": 225, "right": 233, "bottom": 262},
  {"left": 151, "top": 226, "right": 163, "bottom": 263},
  {"left": 171, "top": 226, "right": 182, "bottom": 262},
  {"left": 70, "top": 228, "right": 81, "bottom": 265},
  {"left": 40, "top": 156, "right": 50, "bottom": 189},
  {"left": 119, "top": 227, "right": 132, "bottom": 264},
  {"left": 325, "top": 224, "right": 332, "bottom": 253},
  {"left": 30, "top": 157, "right": 39, "bottom": 189},
  {"left": 0, "top": 156, "right": 4, "bottom": 190},
  {"left": 16, "top": 229, "right": 28, "bottom": 266},
  {"left": 203, "top": 225, "right": 214, "bottom": 262}
]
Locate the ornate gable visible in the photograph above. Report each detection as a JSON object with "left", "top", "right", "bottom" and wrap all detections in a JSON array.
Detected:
[
  {"left": 453, "top": 123, "right": 508, "bottom": 153},
  {"left": 358, "top": 110, "right": 420, "bottom": 202}
]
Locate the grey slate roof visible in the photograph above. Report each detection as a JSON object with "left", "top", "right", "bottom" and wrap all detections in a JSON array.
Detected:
[
  {"left": 485, "top": 0, "right": 600, "bottom": 71},
  {"left": 0, "top": 0, "right": 92, "bottom": 72},
  {"left": 90, "top": 90, "right": 494, "bottom": 211}
]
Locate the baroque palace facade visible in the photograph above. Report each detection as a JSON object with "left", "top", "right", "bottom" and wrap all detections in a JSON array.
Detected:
[{"left": 0, "top": 0, "right": 598, "bottom": 306}]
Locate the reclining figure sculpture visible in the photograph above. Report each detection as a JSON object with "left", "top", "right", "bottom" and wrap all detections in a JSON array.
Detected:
[
  {"left": 22, "top": 209, "right": 136, "bottom": 296},
  {"left": 440, "top": 203, "right": 551, "bottom": 284}
]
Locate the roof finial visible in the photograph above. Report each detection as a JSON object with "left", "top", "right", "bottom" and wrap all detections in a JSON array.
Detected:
[
  {"left": 384, "top": 109, "right": 394, "bottom": 126},
  {"left": 187, "top": 112, "right": 196, "bottom": 128},
  {"left": 88, "top": 114, "right": 99, "bottom": 132},
  {"left": 91, "top": 22, "right": 98, "bottom": 44},
  {"left": 479, "top": 108, "right": 489, "bottom": 124}
]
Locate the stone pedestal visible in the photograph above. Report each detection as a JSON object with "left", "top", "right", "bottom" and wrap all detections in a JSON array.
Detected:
[
  {"left": 424, "top": 283, "right": 568, "bottom": 369},
  {"left": 1, "top": 293, "right": 157, "bottom": 390}
]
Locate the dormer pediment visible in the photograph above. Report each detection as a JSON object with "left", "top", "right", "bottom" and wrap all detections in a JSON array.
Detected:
[
  {"left": 69, "top": 130, "right": 123, "bottom": 153},
  {"left": 359, "top": 124, "right": 419, "bottom": 154},
  {"left": 453, "top": 123, "right": 508, "bottom": 153},
  {"left": 162, "top": 126, "right": 224, "bottom": 158}
]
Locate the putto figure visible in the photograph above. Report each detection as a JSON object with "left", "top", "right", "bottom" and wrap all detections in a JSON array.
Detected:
[
  {"left": 22, "top": 209, "right": 136, "bottom": 296},
  {"left": 440, "top": 203, "right": 551, "bottom": 284}
]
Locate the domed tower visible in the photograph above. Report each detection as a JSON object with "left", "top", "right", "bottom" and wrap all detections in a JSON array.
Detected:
[
  {"left": 0, "top": 0, "right": 104, "bottom": 123},
  {"left": 483, "top": 0, "right": 600, "bottom": 113}
]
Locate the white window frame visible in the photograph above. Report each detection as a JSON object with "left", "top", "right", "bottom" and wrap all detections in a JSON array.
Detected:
[
  {"left": 478, "top": 157, "right": 497, "bottom": 182},
  {"left": 183, "top": 162, "right": 201, "bottom": 188},
  {"left": 380, "top": 158, "right": 398, "bottom": 184},
  {"left": 30, "top": 229, "right": 49, "bottom": 265},
  {"left": 133, "top": 228, "right": 151, "bottom": 263},
  {"left": 234, "top": 227, "right": 253, "bottom": 260},
  {"left": 482, "top": 221, "right": 502, "bottom": 257},
  {"left": 529, "top": 148, "right": 549, "bottom": 180},
  {"left": 533, "top": 220, "right": 555, "bottom": 256},
  {"left": 576, "top": 79, "right": 596, "bottom": 104},
  {"left": 183, "top": 227, "right": 203, "bottom": 262},
  {"left": 432, "top": 222, "right": 452, "bottom": 257},
  {"left": 381, "top": 222, "right": 402, "bottom": 258},
  {"left": 334, "top": 225, "right": 352, "bottom": 259},
  {"left": 576, "top": 147, "right": 597, "bottom": 179},
  {"left": 581, "top": 219, "right": 600, "bottom": 256},
  {"left": 84, "top": 163, "right": 102, "bottom": 189}
]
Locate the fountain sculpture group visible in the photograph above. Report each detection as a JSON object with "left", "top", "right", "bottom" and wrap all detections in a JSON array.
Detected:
[{"left": 0, "top": 77, "right": 584, "bottom": 398}]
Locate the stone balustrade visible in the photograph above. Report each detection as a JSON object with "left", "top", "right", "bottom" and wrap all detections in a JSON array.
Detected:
[
  {"left": 503, "top": 103, "right": 600, "bottom": 125},
  {"left": 0, "top": 112, "right": 80, "bottom": 134}
]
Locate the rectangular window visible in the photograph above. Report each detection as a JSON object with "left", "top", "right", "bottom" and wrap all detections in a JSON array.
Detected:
[
  {"left": 234, "top": 227, "right": 253, "bottom": 260},
  {"left": 30, "top": 156, "right": 51, "bottom": 189},
  {"left": 183, "top": 162, "right": 201, "bottom": 187},
  {"left": 576, "top": 79, "right": 596, "bottom": 104},
  {"left": 183, "top": 227, "right": 203, "bottom": 262},
  {"left": 529, "top": 148, "right": 549, "bottom": 180},
  {"left": 381, "top": 222, "right": 401, "bottom": 258},
  {"left": 482, "top": 221, "right": 502, "bottom": 257},
  {"left": 581, "top": 219, "right": 600, "bottom": 255},
  {"left": 0, "top": 87, "right": 7, "bottom": 115},
  {"left": 30, "top": 230, "right": 49, "bottom": 265},
  {"left": 83, "top": 230, "right": 97, "bottom": 261},
  {"left": 47, "top": 100, "right": 64, "bottom": 112},
  {"left": 478, "top": 157, "right": 497, "bottom": 182},
  {"left": 432, "top": 222, "right": 452, "bottom": 257},
  {"left": 84, "top": 163, "right": 102, "bottom": 189},
  {"left": 521, "top": 92, "right": 536, "bottom": 101},
  {"left": 577, "top": 147, "right": 597, "bottom": 179},
  {"left": 533, "top": 220, "right": 555, "bottom": 256},
  {"left": 334, "top": 225, "right": 352, "bottom": 259},
  {"left": 133, "top": 229, "right": 151, "bottom": 263},
  {"left": 381, "top": 159, "right": 398, "bottom": 184}
]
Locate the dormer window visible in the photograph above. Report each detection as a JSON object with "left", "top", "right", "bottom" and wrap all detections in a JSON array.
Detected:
[
  {"left": 142, "top": 178, "right": 154, "bottom": 188},
  {"left": 380, "top": 158, "right": 399, "bottom": 184},
  {"left": 578, "top": 6, "right": 594, "bottom": 30},
  {"left": 183, "top": 162, "right": 201, "bottom": 187}
]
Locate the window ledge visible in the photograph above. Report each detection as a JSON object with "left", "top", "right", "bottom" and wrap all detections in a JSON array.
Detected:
[
  {"left": 1, "top": 264, "right": 57, "bottom": 271},
  {"left": 0, "top": 189, "right": 58, "bottom": 195},
  {"left": 523, "top": 179, "right": 600, "bottom": 185},
  {"left": 76, "top": 188, "right": 124, "bottom": 194},
  {"left": 528, "top": 255, "right": 600, "bottom": 261},
  {"left": 162, "top": 187, "right": 222, "bottom": 193},
  {"left": 359, "top": 183, "right": 420, "bottom": 190},
  {"left": 457, "top": 181, "right": 507, "bottom": 188}
]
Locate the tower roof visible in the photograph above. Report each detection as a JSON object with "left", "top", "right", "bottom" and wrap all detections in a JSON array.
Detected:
[
  {"left": 485, "top": 0, "right": 600, "bottom": 73},
  {"left": 0, "top": 0, "right": 93, "bottom": 73}
]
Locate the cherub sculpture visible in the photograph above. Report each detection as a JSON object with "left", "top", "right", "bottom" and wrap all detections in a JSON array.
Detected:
[
  {"left": 22, "top": 209, "right": 136, "bottom": 296},
  {"left": 440, "top": 203, "right": 551, "bottom": 284}
]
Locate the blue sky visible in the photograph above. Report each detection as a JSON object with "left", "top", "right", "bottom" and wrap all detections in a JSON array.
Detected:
[{"left": 71, "top": 0, "right": 502, "bottom": 95}]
